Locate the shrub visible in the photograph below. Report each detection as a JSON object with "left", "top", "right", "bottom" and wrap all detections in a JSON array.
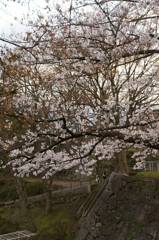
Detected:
[
  {"left": 0, "top": 180, "right": 17, "bottom": 201},
  {"left": 36, "top": 210, "right": 74, "bottom": 240},
  {"left": 0, "top": 215, "right": 18, "bottom": 234},
  {"left": 25, "top": 181, "right": 46, "bottom": 196}
]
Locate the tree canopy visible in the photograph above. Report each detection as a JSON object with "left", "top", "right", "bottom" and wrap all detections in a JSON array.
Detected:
[{"left": 0, "top": 0, "right": 159, "bottom": 178}]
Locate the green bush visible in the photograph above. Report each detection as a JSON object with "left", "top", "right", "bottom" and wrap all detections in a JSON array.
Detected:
[
  {"left": 25, "top": 180, "right": 63, "bottom": 196},
  {"left": 0, "top": 215, "right": 18, "bottom": 234},
  {"left": 0, "top": 178, "right": 46, "bottom": 201},
  {"left": 0, "top": 180, "right": 17, "bottom": 201},
  {"left": 137, "top": 171, "right": 159, "bottom": 179},
  {"left": 25, "top": 181, "right": 46, "bottom": 196},
  {"left": 36, "top": 210, "right": 74, "bottom": 240}
]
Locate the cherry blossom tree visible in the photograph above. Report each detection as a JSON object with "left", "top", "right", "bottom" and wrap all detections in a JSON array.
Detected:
[{"left": 1, "top": 0, "right": 159, "bottom": 181}]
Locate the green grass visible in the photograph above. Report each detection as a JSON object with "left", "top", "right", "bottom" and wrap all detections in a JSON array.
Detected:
[
  {"left": 137, "top": 171, "right": 159, "bottom": 179},
  {"left": 35, "top": 208, "right": 74, "bottom": 240},
  {"left": 0, "top": 206, "right": 75, "bottom": 240},
  {"left": 0, "top": 172, "right": 77, "bottom": 239}
]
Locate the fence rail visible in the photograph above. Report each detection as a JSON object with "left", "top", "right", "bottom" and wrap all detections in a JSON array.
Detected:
[
  {"left": 0, "top": 230, "right": 36, "bottom": 240},
  {"left": 0, "top": 183, "right": 91, "bottom": 208}
]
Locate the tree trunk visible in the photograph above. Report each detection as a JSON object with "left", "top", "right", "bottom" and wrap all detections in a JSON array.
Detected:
[
  {"left": 115, "top": 150, "right": 129, "bottom": 175},
  {"left": 45, "top": 180, "right": 53, "bottom": 213},
  {"left": 15, "top": 177, "right": 28, "bottom": 214},
  {"left": 15, "top": 177, "right": 37, "bottom": 231}
]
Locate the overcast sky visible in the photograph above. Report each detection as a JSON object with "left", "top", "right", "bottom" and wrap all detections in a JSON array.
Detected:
[{"left": 0, "top": 0, "right": 59, "bottom": 37}]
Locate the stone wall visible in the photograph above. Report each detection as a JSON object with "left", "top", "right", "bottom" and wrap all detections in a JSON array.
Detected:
[{"left": 76, "top": 172, "right": 159, "bottom": 240}]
